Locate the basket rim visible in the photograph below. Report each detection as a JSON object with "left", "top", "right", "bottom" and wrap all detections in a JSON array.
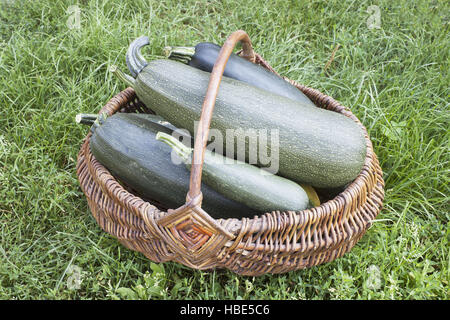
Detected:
[{"left": 77, "top": 52, "right": 384, "bottom": 241}]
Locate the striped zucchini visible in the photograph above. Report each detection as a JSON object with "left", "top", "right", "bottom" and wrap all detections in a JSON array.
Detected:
[{"left": 77, "top": 112, "right": 260, "bottom": 218}]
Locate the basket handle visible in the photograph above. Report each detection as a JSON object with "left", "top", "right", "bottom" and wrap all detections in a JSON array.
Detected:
[
  {"left": 156, "top": 31, "right": 255, "bottom": 243},
  {"left": 188, "top": 30, "right": 254, "bottom": 200}
]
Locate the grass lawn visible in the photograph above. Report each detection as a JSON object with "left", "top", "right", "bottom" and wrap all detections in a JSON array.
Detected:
[{"left": 0, "top": 0, "right": 448, "bottom": 299}]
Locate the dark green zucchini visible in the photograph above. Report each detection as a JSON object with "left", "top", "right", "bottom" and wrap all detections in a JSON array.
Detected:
[
  {"left": 119, "top": 38, "right": 367, "bottom": 189},
  {"left": 163, "top": 42, "right": 316, "bottom": 107},
  {"left": 156, "top": 132, "right": 310, "bottom": 212},
  {"left": 77, "top": 112, "right": 260, "bottom": 219}
]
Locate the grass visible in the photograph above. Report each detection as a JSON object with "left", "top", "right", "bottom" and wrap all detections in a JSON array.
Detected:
[{"left": 0, "top": 0, "right": 448, "bottom": 300}]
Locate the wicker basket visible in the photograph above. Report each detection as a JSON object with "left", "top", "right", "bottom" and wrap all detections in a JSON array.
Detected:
[{"left": 76, "top": 30, "right": 384, "bottom": 276}]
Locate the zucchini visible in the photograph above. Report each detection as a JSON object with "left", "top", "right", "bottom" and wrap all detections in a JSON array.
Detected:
[
  {"left": 77, "top": 112, "right": 260, "bottom": 218},
  {"left": 120, "top": 38, "right": 366, "bottom": 189},
  {"left": 156, "top": 132, "right": 311, "bottom": 212},
  {"left": 300, "top": 184, "right": 321, "bottom": 207},
  {"left": 164, "top": 42, "right": 316, "bottom": 107}
]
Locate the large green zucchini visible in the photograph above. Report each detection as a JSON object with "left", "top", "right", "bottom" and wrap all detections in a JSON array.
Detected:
[
  {"left": 163, "top": 42, "right": 316, "bottom": 107},
  {"left": 81, "top": 113, "right": 260, "bottom": 218},
  {"left": 156, "top": 132, "right": 311, "bottom": 212},
  {"left": 121, "top": 39, "right": 367, "bottom": 189}
]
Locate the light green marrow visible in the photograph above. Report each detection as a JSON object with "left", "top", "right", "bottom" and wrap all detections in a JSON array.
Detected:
[
  {"left": 116, "top": 57, "right": 366, "bottom": 188},
  {"left": 156, "top": 132, "right": 311, "bottom": 212}
]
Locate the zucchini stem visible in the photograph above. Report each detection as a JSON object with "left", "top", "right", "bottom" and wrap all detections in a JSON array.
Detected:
[
  {"left": 109, "top": 65, "right": 135, "bottom": 87},
  {"left": 75, "top": 112, "right": 108, "bottom": 128},
  {"left": 163, "top": 46, "right": 195, "bottom": 63},
  {"left": 126, "top": 36, "right": 149, "bottom": 77},
  {"left": 156, "top": 132, "right": 192, "bottom": 164},
  {"left": 76, "top": 113, "right": 99, "bottom": 125}
]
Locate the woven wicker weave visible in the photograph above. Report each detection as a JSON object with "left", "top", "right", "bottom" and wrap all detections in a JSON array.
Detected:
[{"left": 76, "top": 31, "right": 384, "bottom": 276}]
